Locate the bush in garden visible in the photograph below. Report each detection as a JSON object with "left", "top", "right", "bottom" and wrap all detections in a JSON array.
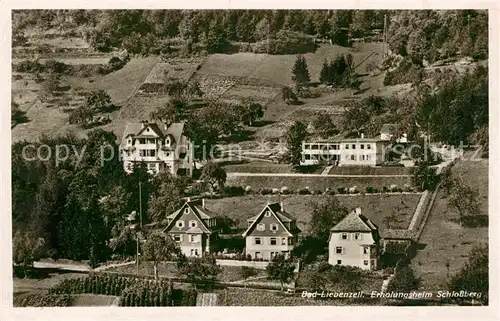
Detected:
[
  {"left": 244, "top": 185, "right": 252, "bottom": 193},
  {"left": 259, "top": 188, "right": 273, "bottom": 195},
  {"left": 272, "top": 188, "right": 280, "bottom": 194},
  {"left": 298, "top": 188, "right": 311, "bottom": 195},
  {"left": 337, "top": 187, "right": 346, "bottom": 194},
  {"left": 366, "top": 186, "right": 374, "bottom": 193},
  {"left": 222, "top": 186, "right": 245, "bottom": 196},
  {"left": 280, "top": 186, "right": 290, "bottom": 194},
  {"left": 390, "top": 184, "right": 398, "bottom": 192},
  {"left": 382, "top": 186, "right": 389, "bottom": 193}
]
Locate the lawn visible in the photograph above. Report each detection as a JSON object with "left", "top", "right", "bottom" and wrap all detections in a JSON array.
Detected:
[
  {"left": 223, "top": 161, "right": 293, "bottom": 174},
  {"left": 226, "top": 175, "right": 412, "bottom": 191},
  {"left": 13, "top": 270, "right": 86, "bottom": 294},
  {"left": 205, "top": 194, "right": 421, "bottom": 232},
  {"left": 216, "top": 288, "right": 379, "bottom": 306},
  {"left": 411, "top": 159, "right": 488, "bottom": 291}
]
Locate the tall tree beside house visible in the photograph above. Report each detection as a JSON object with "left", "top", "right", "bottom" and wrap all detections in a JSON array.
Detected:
[
  {"left": 308, "top": 196, "right": 349, "bottom": 243},
  {"left": 284, "top": 120, "right": 307, "bottom": 167},
  {"left": 201, "top": 161, "right": 227, "bottom": 193},
  {"left": 185, "top": 112, "right": 219, "bottom": 167},
  {"left": 148, "top": 172, "right": 185, "bottom": 222},
  {"left": 449, "top": 244, "right": 488, "bottom": 304},
  {"left": 341, "top": 102, "right": 371, "bottom": 136},
  {"left": 85, "top": 89, "right": 115, "bottom": 113},
  {"left": 12, "top": 229, "right": 46, "bottom": 278},
  {"left": 150, "top": 98, "right": 188, "bottom": 124},
  {"left": 142, "top": 232, "right": 181, "bottom": 281},
  {"left": 266, "top": 254, "right": 296, "bottom": 291},
  {"left": 311, "top": 112, "right": 338, "bottom": 138},
  {"left": 291, "top": 54, "right": 311, "bottom": 87}
]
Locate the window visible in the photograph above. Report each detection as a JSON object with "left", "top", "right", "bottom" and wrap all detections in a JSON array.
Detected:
[
  {"left": 173, "top": 235, "right": 181, "bottom": 242},
  {"left": 138, "top": 138, "right": 146, "bottom": 144},
  {"left": 312, "top": 145, "right": 319, "bottom": 150},
  {"left": 345, "top": 144, "right": 349, "bottom": 149},
  {"left": 352, "top": 144, "right": 356, "bottom": 149},
  {"left": 363, "top": 247, "right": 369, "bottom": 254},
  {"left": 189, "top": 220, "right": 197, "bottom": 228},
  {"left": 139, "top": 149, "right": 156, "bottom": 157},
  {"left": 337, "top": 260, "right": 342, "bottom": 265},
  {"left": 255, "top": 252, "right": 261, "bottom": 259},
  {"left": 335, "top": 246, "right": 343, "bottom": 254},
  {"left": 304, "top": 144, "right": 310, "bottom": 149},
  {"left": 255, "top": 238, "right": 261, "bottom": 245},
  {"left": 184, "top": 207, "right": 190, "bottom": 214},
  {"left": 147, "top": 163, "right": 156, "bottom": 171},
  {"left": 128, "top": 139, "right": 132, "bottom": 145},
  {"left": 265, "top": 211, "right": 271, "bottom": 217},
  {"left": 147, "top": 138, "right": 155, "bottom": 144},
  {"left": 177, "top": 220, "right": 185, "bottom": 228},
  {"left": 189, "top": 235, "right": 199, "bottom": 243},
  {"left": 366, "top": 144, "right": 371, "bottom": 149},
  {"left": 257, "top": 223, "right": 265, "bottom": 231},
  {"left": 360, "top": 144, "right": 365, "bottom": 149},
  {"left": 364, "top": 260, "right": 369, "bottom": 266},
  {"left": 353, "top": 233, "right": 361, "bottom": 240},
  {"left": 371, "top": 259, "right": 376, "bottom": 267},
  {"left": 341, "top": 233, "right": 348, "bottom": 240},
  {"left": 288, "top": 238, "right": 293, "bottom": 245},
  {"left": 350, "top": 155, "right": 356, "bottom": 161},
  {"left": 281, "top": 238, "right": 286, "bottom": 245},
  {"left": 166, "top": 138, "right": 170, "bottom": 145},
  {"left": 270, "top": 224, "right": 278, "bottom": 231},
  {"left": 270, "top": 238, "right": 277, "bottom": 245}
]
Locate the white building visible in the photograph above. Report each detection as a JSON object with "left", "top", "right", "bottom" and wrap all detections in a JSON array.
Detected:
[
  {"left": 301, "top": 136, "right": 387, "bottom": 166},
  {"left": 119, "top": 121, "right": 194, "bottom": 176},
  {"left": 328, "top": 207, "right": 380, "bottom": 270}
]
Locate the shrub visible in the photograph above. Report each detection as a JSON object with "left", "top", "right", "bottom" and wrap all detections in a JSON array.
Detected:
[
  {"left": 337, "top": 187, "right": 346, "bottom": 194},
  {"left": 366, "top": 186, "right": 374, "bottom": 193},
  {"left": 222, "top": 186, "right": 245, "bottom": 197},
  {"left": 280, "top": 186, "right": 290, "bottom": 194},
  {"left": 272, "top": 188, "right": 280, "bottom": 194},
  {"left": 244, "top": 185, "right": 252, "bottom": 193},
  {"left": 298, "top": 188, "right": 311, "bottom": 195},
  {"left": 253, "top": 31, "right": 316, "bottom": 55},
  {"left": 259, "top": 188, "right": 273, "bottom": 195}
]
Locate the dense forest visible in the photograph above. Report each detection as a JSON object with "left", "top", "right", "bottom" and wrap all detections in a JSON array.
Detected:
[{"left": 13, "top": 9, "right": 488, "bottom": 61}]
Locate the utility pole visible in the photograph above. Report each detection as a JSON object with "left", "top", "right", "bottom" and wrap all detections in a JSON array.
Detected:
[
  {"left": 136, "top": 182, "right": 143, "bottom": 275},
  {"left": 382, "top": 13, "right": 387, "bottom": 58}
]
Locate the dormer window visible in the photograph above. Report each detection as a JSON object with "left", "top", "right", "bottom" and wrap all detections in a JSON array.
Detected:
[
  {"left": 189, "top": 220, "right": 197, "bottom": 228},
  {"left": 166, "top": 138, "right": 170, "bottom": 145},
  {"left": 146, "top": 128, "right": 150, "bottom": 132},
  {"left": 184, "top": 207, "right": 190, "bottom": 214},
  {"left": 176, "top": 221, "right": 185, "bottom": 228},
  {"left": 265, "top": 211, "right": 271, "bottom": 217},
  {"left": 271, "top": 224, "right": 278, "bottom": 231}
]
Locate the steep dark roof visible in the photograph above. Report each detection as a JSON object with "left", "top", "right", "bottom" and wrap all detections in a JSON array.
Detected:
[
  {"left": 330, "top": 210, "right": 378, "bottom": 232},
  {"left": 119, "top": 121, "right": 186, "bottom": 149},
  {"left": 242, "top": 202, "right": 300, "bottom": 237},
  {"left": 162, "top": 199, "right": 215, "bottom": 234}
]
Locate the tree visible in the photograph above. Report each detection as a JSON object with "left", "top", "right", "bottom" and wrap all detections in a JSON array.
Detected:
[
  {"left": 241, "top": 102, "right": 265, "bottom": 126},
  {"left": 449, "top": 244, "right": 488, "bottom": 304},
  {"left": 142, "top": 232, "right": 181, "bottom": 280},
  {"left": 12, "top": 230, "right": 46, "bottom": 278},
  {"left": 411, "top": 161, "right": 440, "bottom": 191},
  {"left": 309, "top": 196, "right": 349, "bottom": 243},
  {"left": 284, "top": 121, "right": 307, "bottom": 167},
  {"left": 11, "top": 100, "right": 28, "bottom": 124},
  {"left": 319, "top": 60, "right": 331, "bottom": 84},
  {"left": 39, "top": 74, "right": 60, "bottom": 102},
  {"left": 291, "top": 54, "right": 311, "bottom": 87},
  {"left": 312, "top": 112, "right": 338, "bottom": 138},
  {"left": 266, "top": 254, "right": 295, "bottom": 291},
  {"left": 239, "top": 266, "right": 259, "bottom": 287},
  {"left": 69, "top": 106, "right": 94, "bottom": 125},
  {"left": 447, "top": 177, "right": 481, "bottom": 227},
  {"left": 85, "top": 90, "right": 114, "bottom": 113},
  {"left": 150, "top": 98, "right": 187, "bottom": 124},
  {"left": 201, "top": 161, "right": 227, "bottom": 192},
  {"left": 148, "top": 171, "right": 185, "bottom": 222},
  {"left": 386, "top": 264, "right": 420, "bottom": 292},
  {"left": 341, "top": 103, "right": 371, "bottom": 136},
  {"left": 281, "top": 86, "right": 298, "bottom": 104},
  {"left": 177, "top": 254, "right": 222, "bottom": 290}
]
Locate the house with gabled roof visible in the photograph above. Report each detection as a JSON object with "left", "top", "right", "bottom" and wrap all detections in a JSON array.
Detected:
[
  {"left": 328, "top": 207, "right": 380, "bottom": 270},
  {"left": 162, "top": 198, "right": 219, "bottom": 257},
  {"left": 119, "top": 120, "right": 193, "bottom": 176},
  {"left": 242, "top": 201, "right": 301, "bottom": 260}
]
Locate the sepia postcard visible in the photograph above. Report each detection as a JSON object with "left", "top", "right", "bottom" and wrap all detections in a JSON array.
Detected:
[{"left": 1, "top": 2, "right": 499, "bottom": 321}]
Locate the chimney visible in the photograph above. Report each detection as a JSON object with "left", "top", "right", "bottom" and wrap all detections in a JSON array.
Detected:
[
  {"left": 280, "top": 201, "right": 284, "bottom": 212},
  {"left": 360, "top": 133, "right": 364, "bottom": 139},
  {"left": 186, "top": 197, "right": 191, "bottom": 202},
  {"left": 141, "top": 120, "right": 148, "bottom": 129},
  {"left": 355, "top": 207, "right": 361, "bottom": 215}
]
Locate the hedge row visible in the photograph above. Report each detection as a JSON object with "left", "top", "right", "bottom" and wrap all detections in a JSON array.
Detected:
[
  {"left": 49, "top": 274, "right": 136, "bottom": 296},
  {"left": 222, "top": 184, "right": 416, "bottom": 196},
  {"left": 14, "top": 292, "right": 72, "bottom": 307}
]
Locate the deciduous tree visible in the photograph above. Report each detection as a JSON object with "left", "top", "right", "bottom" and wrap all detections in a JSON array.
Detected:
[
  {"left": 142, "top": 232, "right": 181, "bottom": 280},
  {"left": 284, "top": 121, "right": 307, "bottom": 167},
  {"left": 266, "top": 254, "right": 295, "bottom": 291}
]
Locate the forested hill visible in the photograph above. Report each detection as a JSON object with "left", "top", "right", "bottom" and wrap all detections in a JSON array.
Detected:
[{"left": 13, "top": 9, "right": 487, "bottom": 62}]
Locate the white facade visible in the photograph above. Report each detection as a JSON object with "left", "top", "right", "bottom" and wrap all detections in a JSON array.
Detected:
[
  {"left": 120, "top": 121, "right": 194, "bottom": 176},
  {"left": 301, "top": 139, "right": 386, "bottom": 166}
]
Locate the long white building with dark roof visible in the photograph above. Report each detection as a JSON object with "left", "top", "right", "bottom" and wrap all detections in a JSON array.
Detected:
[{"left": 119, "top": 120, "right": 194, "bottom": 176}]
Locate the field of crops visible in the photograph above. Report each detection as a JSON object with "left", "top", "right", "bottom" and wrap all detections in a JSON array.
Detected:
[{"left": 205, "top": 193, "right": 421, "bottom": 232}]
